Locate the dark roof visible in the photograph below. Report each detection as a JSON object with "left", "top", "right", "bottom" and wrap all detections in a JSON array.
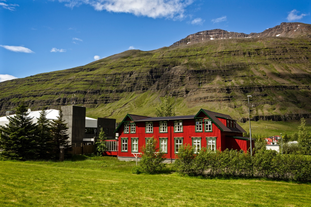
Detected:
[
  {"left": 135, "top": 115, "right": 195, "bottom": 122},
  {"left": 128, "top": 114, "right": 151, "bottom": 121},
  {"left": 197, "top": 109, "right": 246, "bottom": 133},
  {"left": 115, "top": 109, "right": 246, "bottom": 134}
]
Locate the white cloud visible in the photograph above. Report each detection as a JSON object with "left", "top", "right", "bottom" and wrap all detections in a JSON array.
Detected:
[
  {"left": 128, "top": 46, "right": 136, "bottom": 50},
  {"left": 73, "top": 37, "right": 83, "bottom": 41},
  {"left": 0, "top": 74, "right": 18, "bottom": 82},
  {"left": 50, "top": 48, "right": 66, "bottom": 52},
  {"left": 191, "top": 18, "right": 204, "bottom": 25},
  {"left": 0, "top": 1, "right": 19, "bottom": 11},
  {"left": 94, "top": 55, "right": 100, "bottom": 60},
  {"left": 0, "top": 45, "right": 34, "bottom": 53},
  {"left": 57, "top": 0, "right": 193, "bottom": 19},
  {"left": 73, "top": 37, "right": 83, "bottom": 44},
  {"left": 287, "top": 9, "right": 308, "bottom": 21},
  {"left": 211, "top": 16, "right": 227, "bottom": 23}
]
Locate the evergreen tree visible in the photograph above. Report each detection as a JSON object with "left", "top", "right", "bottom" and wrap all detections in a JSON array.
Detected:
[
  {"left": 298, "top": 118, "right": 311, "bottom": 155},
  {"left": 156, "top": 96, "right": 176, "bottom": 117},
  {"left": 50, "top": 109, "right": 70, "bottom": 159},
  {"left": 0, "top": 103, "right": 39, "bottom": 160},
  {"left": 95, "top": 128, "right": 107, "bottom": 156},
  {"left": 37, "top": 109, "right": 53, "bottom": 159}
]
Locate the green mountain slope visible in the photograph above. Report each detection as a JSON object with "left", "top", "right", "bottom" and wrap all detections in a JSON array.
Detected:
[{"left": 1, "top": 23, "right": 311, "bottom": 122}]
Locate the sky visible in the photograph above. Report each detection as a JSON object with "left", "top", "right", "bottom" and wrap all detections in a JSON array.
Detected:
[{"left": 0, "top": 0, "right": 310, "bottom": 82}]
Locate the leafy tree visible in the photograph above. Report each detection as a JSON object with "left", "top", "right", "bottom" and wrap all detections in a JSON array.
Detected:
[
  {"left": 156, "top": 96, "right": 176, "bottom": 117},
  {"left": 50, "top": 109, "right": 70, "bottom": 159},
  {"left": 0, "top": 103, "right": 39, "bottom": 160},
  {"left": 140, "top": 138, "right": 166, "bottom": 174},
  {"left": 298, "top": 118, "right": 311, "bottom": 155},
  {"left": 96, "top": 128, "right": 107, "bottom": 156},
  {"left": 37, "top": 109, "right": 53, "bottom": 159}
]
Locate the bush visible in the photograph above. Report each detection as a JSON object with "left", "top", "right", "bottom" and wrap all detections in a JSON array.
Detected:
[
  {"left": 174, "top": 145, "right": 196, "bottom": 175},
  {"left": 131, "top": 166, "right": 142, "bottom": 174},
  {"left": 140, "top": 138, "right": 166, "bottom": 174},
  {"left": 174, "top": 145, "right": 311, "bottom": 182}
]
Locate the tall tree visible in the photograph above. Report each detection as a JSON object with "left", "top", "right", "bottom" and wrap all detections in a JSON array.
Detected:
[
  {"left": 156, "top": 96, "right": 176, "bottom": 117},
  {"left": 37, "top": 109, "right": 53, "bottom": 159},
  {"left": 0, "top": 103, "right": 39, "bottom": 160},
  {"left": 95, "top": 128, "right": 107, "bottom": 156},
  {"left": 50, "top": 109, "right": 70, "bottom": 159},
  {"left": 298, "top": 118, "right": 311, "bottom": 155}
]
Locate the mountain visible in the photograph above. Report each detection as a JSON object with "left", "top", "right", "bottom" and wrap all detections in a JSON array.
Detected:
[
  {"left": 1, "top": 22, "right": 311, "bottom": 122},
  {"left": 172, "top": 22, "right": 311, "bottom": 47}
]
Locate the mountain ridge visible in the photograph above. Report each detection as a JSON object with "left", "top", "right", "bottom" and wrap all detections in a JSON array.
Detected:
[{"left": 1, "top": 22, "right": 311, "bottom": 122}]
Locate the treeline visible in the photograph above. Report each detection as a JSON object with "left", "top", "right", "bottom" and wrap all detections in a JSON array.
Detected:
[
  {"left": 175, "top": 146, "right": 311, "bottom": 182},
  {"left": 0, "top": 104, "right": 69, "bottom": 160}
]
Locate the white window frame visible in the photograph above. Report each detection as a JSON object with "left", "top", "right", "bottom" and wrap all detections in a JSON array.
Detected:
[
  {"left": 207, "top": 137, "right": 216, "bottom": 152},
  {"left": 124, "top": 122, "right": 130, "bottom": 134},
  {"left": 159, "top": 121, "right": 168, "bottom": 133},
  {"left": 159, "top": 138, "right": 168, "bottom": 153},
  {"left": 130, "top": 122, "right": 136, "bottom": 134},
  {"left": 121, "top": 138, "right": 128, "bottom": 152},
  {"left": 192, "top": 137, "right": 201, "bottom": 154},
  {"left": 205, "top": 119, "right": 212, "bottom": 132},
  {"left": 174, "top": 120, "right": 183, "bottom": 133},
  {"left": 145, "top": 122, "right": 153, "bottom": 133},
  {"left": 131, "top": 138, "right": 138, "bottom": 153},
  {"left": 195, "top": 119, "right": 203, "bottom": 132},
  {"left": 174, "top": 137, "right": 183, "bottom": 153}
]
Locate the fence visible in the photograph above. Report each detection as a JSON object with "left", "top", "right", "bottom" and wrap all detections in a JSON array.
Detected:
[{"left": 71, "top": 144, "right": 96, "bottom": 155}]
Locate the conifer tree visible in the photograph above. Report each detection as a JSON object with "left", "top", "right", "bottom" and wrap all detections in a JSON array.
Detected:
[
  {"left": 298, "top": 118, "right": 311, "bottom": 155},
  {"left": 0, "top": 103, "right": 39, "bottom": 160},
  {"left": 156, "top": 96, "right": 176, "bottom": 117},
  {"left": 37, "top": 109, "right": 53, "bottom": 159},
  {"left": 50, "top": 109, "right": 70, "bottom": 159}
]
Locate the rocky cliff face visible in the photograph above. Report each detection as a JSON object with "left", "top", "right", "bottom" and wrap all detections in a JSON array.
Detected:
[
  {"left": 172, "top": 22, "right": 311, "bottom": 47},
  {"left": 0, "top": 23, "right": 311, "bottom": 121}
]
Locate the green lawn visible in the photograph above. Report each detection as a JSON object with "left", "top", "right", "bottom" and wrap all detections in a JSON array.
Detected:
[{"left": 1, "top": 156, "right": 311, "bottom": 206}]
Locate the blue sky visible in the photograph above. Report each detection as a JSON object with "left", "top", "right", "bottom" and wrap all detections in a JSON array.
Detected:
[{"left": 0, "top": 0, "right": 310, "bottom": 82}]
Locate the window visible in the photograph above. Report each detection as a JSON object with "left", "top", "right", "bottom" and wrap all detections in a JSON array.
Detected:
[
  {"left": 233, "top": 120, "right": 236, "bottom": 128},
  {"left": 192, "top": 137, "right": 201, "bottom": 154},
  {"left": 124, "top": 122, "right": 129, "bottom": 134},
  {"left": 195, "top": 119, "right": 203, "bottom": 132},
  {"left": 121, "top": 138, "right": 128, "bottom": 152},
  {"left": 207, "top": 137, "right": 216, "bottom": 152},
  {"left": 174, "top": 120, "right": 183, "bottom": 133},
  {"left": 205, "top": 119, "right": 212, "bottom": 132},
  {"left": 159, "top": 121, "right": 168, "bottom": 133},
  {"left": 159, "top": 138, "right": 168, "bottom": 153},
  {"left": 145, "top": 138, "right": 153, "bottom": 152},
  {"left": 145, "top": 122, "right": 153, "bottom": 133},
  {"left": 227, "top": 119, "right": 230, "bottom": 127},
  {"left": 131, "top": 138, "right": 138, "bottom": 152},
  {"left": 130, "top": 122, "right": 136, "bottom": 133},
  {"left": 174, "top": 137, "right": 183, "bottom": 153}
]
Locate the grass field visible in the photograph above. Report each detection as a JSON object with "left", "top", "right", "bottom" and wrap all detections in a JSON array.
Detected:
[{"left": 1, "top": 156, "right": 311, "bottom": 206}]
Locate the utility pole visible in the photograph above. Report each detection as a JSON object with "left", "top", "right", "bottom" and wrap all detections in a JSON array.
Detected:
[
  {"left": 280, "top": 133, "right": 283, "bottom": 155},
  {"left": 247, "top": 95, "right": 252, "bottom": 156}
]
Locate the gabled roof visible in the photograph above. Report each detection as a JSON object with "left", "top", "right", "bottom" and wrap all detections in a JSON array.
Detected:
[
  {"left": 135, "top": 115, "right": 195, "bottom": 122},
  {"left": 115, "top": 109, "right": 246, "bottom": 134},
  {"left": 195, "top": 109, "right": 246, "bottom": 133}
]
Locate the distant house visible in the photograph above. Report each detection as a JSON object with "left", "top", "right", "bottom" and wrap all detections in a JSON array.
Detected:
[{"left": 112, "top": 109, "right": 252, "bottom": 162}]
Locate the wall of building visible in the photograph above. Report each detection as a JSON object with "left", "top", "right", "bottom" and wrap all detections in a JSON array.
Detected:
[{"left": 61, "top": 105, "right": 86, "bottom": 146}]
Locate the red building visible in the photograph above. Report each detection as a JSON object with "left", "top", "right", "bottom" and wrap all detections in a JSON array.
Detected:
[{"left": 112, "top": 109, "right": 252, "bottom": 161}]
